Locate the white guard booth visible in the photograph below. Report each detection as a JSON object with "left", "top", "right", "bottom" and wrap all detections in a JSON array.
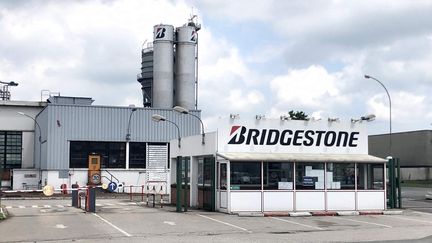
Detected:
[{"left": 170, "top": 117, "right": 387, "bottom": 213}]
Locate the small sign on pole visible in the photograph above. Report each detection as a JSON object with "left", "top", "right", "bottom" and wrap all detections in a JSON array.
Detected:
[{"left": 107, "top": 182, "right": 117, "bottom": 192}]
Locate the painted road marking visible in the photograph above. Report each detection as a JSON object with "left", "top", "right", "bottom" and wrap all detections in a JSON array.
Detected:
[
  {"left": 128, "top": 202, "right": 136, "bottom": 205},
  {"left": 96, "top": 204, "right": 102, "bottom": 206},
  {"left": 105, "top": 203, "right": 114, "bottom": 206},
  {"left": 383, "top": 215, "right": 432, "bottom": 224},
  {"left": 272, "top": 217, "right": 323, "bottom": 230},
  {"left": 334, "top": 217, "right": 392, "bottom": 228},
  {"left": 163, "top": 221, "right": 176, "bottom": 226},
  {"left": 197, "top": 214, "right": 252, "bottom": 233},
  {"left": 43, "top": 205, "right": 51, "bottom": 208},
  {"left": 118, "top": 203, "right": 128, "bottom": 206},
  {"left": 55, "top": 224, "right": 67, "bottom": 229},
  {"left": 57, "top": 205, "right": 65, "bottom": 208},
  {"left": 18, "top": 206, "right": 25, "bottom": 209},
  {"left": 32, "top": 205, "right": 38, "bottom": 208},
  {"left": 5, "top": 206, "right": 12, "bottom": 209},
  {"left": 92, "top": 213, "right": 132, "bottom": 237}
]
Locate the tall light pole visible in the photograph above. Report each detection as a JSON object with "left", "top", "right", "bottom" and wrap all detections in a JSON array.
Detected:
[
  {"left": 152, "top": 114, "right": 181, "bottom": 147},
  {"left": 125, "top": 108, "right": 137, "bottom": 170},
  {"left": 126, "top": 108, "right": 138, "bottom": 141},
  {"left": 364, "top": 75, "right": 392, "bottom": 156},
  {"left": 173, "top": 106, "right": 205, "bottom": 144},
  {"left": 18, "top": 112, "right": 43, "bottom": 188}
]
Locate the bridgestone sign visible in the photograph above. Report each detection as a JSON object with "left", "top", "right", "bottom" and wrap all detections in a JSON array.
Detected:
[{"left": 219, "top": 119, "right": 368, "bottom": 155}]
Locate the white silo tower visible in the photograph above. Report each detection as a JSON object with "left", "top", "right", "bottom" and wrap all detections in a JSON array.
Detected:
[
  {"left": 174, "top": 22, "right": 200, "bottom": 110},
  {"left": 152, "top": 24, "right": 175, "bottom": 109}
]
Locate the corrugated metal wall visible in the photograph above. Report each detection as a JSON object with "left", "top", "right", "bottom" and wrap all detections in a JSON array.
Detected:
[{"left": 37, "top": 104, "right": 201, "bottom": 170}]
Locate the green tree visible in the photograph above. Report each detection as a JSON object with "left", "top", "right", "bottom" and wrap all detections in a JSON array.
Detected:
[{"left": 288, "top": 110, "right": 309, "bottom": 120}]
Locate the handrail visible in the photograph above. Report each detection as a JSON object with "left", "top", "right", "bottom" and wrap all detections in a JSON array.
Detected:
[{"left": 101, "top": 170, "right": 120, "bottom": 184}]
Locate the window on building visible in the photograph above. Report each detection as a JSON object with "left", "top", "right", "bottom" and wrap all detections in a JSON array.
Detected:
[
  {"left": 0, "top": 131, "right": 22, "bottom": 170},
  {"left": 327, "top": 163, "right": 355, "bottom": 190},
  {"left": 263, "top": 162, "right": 293, "bottom": 190},
  {"left": 357, "top": 163, "right": 385, "bottom": 190},
  {"left": 129, "top": 142, "right": 146, "bottom": 168},
  {"left": 69, "top": 141, "right": 126, "bottom": 168},
  {"left": 230, "top": 162, "right": 261, "bottom": 190},
  {"left": 295, "top": 162, "right": 325, "bottom": 190}
]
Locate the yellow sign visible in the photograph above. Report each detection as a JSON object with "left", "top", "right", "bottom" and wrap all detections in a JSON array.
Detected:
[
  {"left": 102, "top": 183, "right": 108, "bottom": 190},
  {"left": 42, "top": 185, "right": 54, "bottom": 196}
]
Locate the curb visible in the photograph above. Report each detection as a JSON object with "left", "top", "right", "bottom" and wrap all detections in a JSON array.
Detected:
[
  {"left": 289, "top": 212, "right": 312, "bottom": 217},
  {"left": 337, "top": 211, "right": 360, "bottom": 216},
  {"left": 239, "top": 210, "right": 401, "bottom": 217},
  {"left": 311, "top": 211, "right": 337, "bottom": 216},
  {"left": 382, "top": 210, "right": 403, "bottom": 215},
  {"left": 237, "top": 212, "right": 264, "bottom": 217},
  {"left": 359, "top": 211, "right": 383, "bottom": 215}
]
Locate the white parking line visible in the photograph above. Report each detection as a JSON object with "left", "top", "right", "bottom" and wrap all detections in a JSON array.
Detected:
[
  {"left": 18, "top": 206, "right": 25, "bottom": 209},
  {"left": 383, "top": 215, "right": 432, "bottom": 224},
  {"left": 197, "top": 214, "right": 252, "bottom": 233},
  {"left": 5, "top": 206, "right": 12, "bottom": 209},
  {"left": 92, "top": 213, "right": 132, "bottom": 237},
  {"left": 334, "top": 217, "right": 392, "bottom": 228},
  {"left": 272, "top": 217, "right": 323, "bottom": 230},
  {"left": 32, "top": 205, "right": 38, "bottom": 208}
]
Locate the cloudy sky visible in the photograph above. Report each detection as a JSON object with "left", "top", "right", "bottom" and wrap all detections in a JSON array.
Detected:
[{"left": 1, "top": 0, "right": 431, "bottom": 134}]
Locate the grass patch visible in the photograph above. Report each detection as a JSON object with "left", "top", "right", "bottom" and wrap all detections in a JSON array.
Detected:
[{"left": 401, "top": 180, "right": 432, "bottom": 188}]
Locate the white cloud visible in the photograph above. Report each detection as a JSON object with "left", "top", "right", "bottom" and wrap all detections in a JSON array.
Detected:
[{"left": 270, "top": 65, "right": 349, "bottom": 109}]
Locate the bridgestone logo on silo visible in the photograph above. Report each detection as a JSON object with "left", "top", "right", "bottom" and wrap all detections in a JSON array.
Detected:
[
  {"left": 155, "top": 28, "right": 166, "bottom": 39},
  {"left": 227, "top": 126, "right": 360, "bottom": 147}
]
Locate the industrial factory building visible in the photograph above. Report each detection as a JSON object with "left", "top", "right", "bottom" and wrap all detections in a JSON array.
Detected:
[
  {"left": 0, "top": 20, "right": 202, "bottom": 191},
  {"left": 369, "top": 130, "right": 432, "bottom": 181}
]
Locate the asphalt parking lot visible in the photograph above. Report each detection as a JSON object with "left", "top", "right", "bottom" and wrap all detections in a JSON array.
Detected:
[{"left": 1, "top": 187, "right": 432, "bottom": 243}]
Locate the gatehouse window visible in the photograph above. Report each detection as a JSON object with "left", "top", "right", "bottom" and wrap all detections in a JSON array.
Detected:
[
  {"left": 326, "top": 163, "right": 355, "bottom": 190},
  {"left": 230, "top": 162, "right": 261, "bottom": 190},
  {"left": 295, "top": 162, "right": 325, "bottom": 190},
  {"left": 263, "top": 162, "right": 293, "bottom": 190}
]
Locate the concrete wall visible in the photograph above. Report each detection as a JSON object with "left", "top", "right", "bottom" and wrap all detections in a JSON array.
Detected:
[{"left": 401, "top": 168, "right": 432, "bottom": 181}]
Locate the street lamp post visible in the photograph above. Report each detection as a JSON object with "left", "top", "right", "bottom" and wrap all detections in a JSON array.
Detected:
[
  {"left": 125, "top": 108, "right": 137, "bottom": 170},
  {"left": 152, "top": 114, "right": 181, "bottom": 147},
  {"left": 364, "top": 75, "right": 392, "bottom": 156},
  {"left": 126, "top": 108, "right": 138, "bottom": 141},
  {"left": 18, "top": 112, "right": 43, "bottom": 189},
  {"left": 173, "top": 106, "right": 205, "bottom": 144}
]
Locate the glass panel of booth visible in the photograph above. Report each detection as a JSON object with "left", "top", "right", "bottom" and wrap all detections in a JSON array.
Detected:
[
  {"left": 263, "top": 162, "right": 293, "bottom": 190},
  {"left": 327, "top": 163, "right": 355, "bottom": 190},
  {"left": 357, "top": 163, "right": 384, "bottom": 190},
  {"left": 226, "top": 161, "right": 385, "bottom": 191},
  {"left": 295, "top": 162, "right": 324, "bottom": 190},
  {"left": 230, "top": 162, "right": 261, "bottom": 190}
]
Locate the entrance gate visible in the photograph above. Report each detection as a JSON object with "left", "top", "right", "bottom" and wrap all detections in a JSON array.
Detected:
[{"left": 201, "top": 157, "right": 215, "bottom": 211}]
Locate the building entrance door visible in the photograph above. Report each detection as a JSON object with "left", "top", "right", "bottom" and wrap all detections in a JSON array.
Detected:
[{"left": 200, "top": 157, "right": 215, "bottom": 211}]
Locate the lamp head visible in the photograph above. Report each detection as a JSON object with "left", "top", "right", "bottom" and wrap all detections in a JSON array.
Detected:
[
  {"left": 173, "top": 106, "right": 189, "bottom": 114},
  {"left": 131, "top": 108, "right": 137, "bottom": 112},
  {"left": 9, "top": 81, "right": 18, "bottom": 86},
  {"left": 364, "top": 75, "right": 371, "bottom": 79},
  {"left": 361, "top": 114, "right": 376, "bottom": 122},
  {"left": 152, "top": 114, "right": 166, "bottom": 122}
]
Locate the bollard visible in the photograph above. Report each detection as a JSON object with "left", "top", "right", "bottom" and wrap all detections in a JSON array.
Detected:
[
  {"left": 72, "top": 189, "right": 78, "bottom": 207},
  {"left": 141, "top": 185, "right": 144, "bottom": 202},
  {"left": 86, "top": 187, "right": 96, "bottom": 213}
]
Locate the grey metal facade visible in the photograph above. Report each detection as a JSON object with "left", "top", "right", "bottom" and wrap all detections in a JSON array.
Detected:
[
  {"left": 36, "top": 104, "right": 201, "bottom": 170},
  {"left": 369, "top": 130, "right": 432, "bottom": 167}
]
